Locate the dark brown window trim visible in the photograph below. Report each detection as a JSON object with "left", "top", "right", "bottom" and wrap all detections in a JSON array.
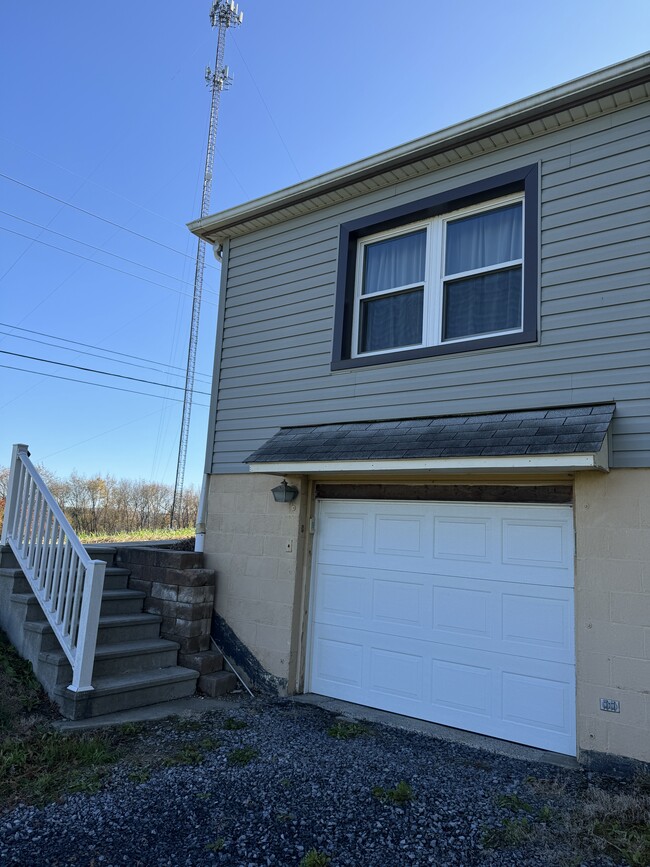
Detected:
[
  {"left": 315, "top": 483, "right": 573, "bottom": 504},
  {"left": 331, "top": 164, "right": 539, "bottom": 371}
]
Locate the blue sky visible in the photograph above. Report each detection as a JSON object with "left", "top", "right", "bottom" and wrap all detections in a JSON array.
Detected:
[{"left": 1, "top": 0, "right": 648, "bottom": 489}]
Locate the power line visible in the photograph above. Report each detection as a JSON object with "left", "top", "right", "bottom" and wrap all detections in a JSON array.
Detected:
[
  {"left": 0, "top": 224, "right": 219, "bottom": 305},
  {"left": 42, "top": 408, "right": 167, "bottom": 460},
  {"left": 0, "top": 170, "right": 220, "bottom": 272},
  {"left": 0, "top": 329, "right": 212, "bottom": 385},
  {"left": 231, "top": 35, "right": 302, "bottom": 181},
  {"left": 0, "top": 321, "right": 212, "bottom": 381},
  {"left": 0, "top": 208, "right": 218, "bottom": 294},
  {"left": 0, "top": 348, "right": 211, "bottom": 395},
  {"left": 0, "top": 361, "right": 211, "bottom": 406}
]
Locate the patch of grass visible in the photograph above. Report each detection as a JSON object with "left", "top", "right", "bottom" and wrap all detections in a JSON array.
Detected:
[
  {"left": 78, "top": 528, "right": 194, "bottom": 544},
  {"left": 482, "top": 817, "right": 534, "bottom": 849},
  {"left": 223, "top": 717, "right": 248, "bottom": 731},
  {"left": 300, "top": 850, "right": 331, "bottom": 867},
  {"left": 173, "top": 717, "right": 203, "bottom": 732},
  {"left": 0, "top": 730, "right": 117, "bottom": 807},
  {"left": 163, "top": 745, "right": 204, "bottom": 766},
  {"left": 496, "top": 793, "right": 533, "bottom": 813},
  {"left": 195, "top": 792, "right": 212, "bottom": 800},
  {"left": 372, "top": 780, "right": 414, "bottom": 805},
  {"left": 0, "top": 629, "right": 47, "bottom": 732},
  {"left": 570, "top": 784, "right": 650, "bottom": 866},
  {"left": 204, "top": 838, "right": 225, "bottom": 852},
  {"left": 227, "top": 746, "right": 259, "bottom": 767},
  {"left": 537, "top": 804, "right": 556, "bottom": 823},
  {"left": 119, "top": 721, "right": 145, "bottom": 737},
  {"left": 276, "top": 811, "right": 295, "bottom": 822},
  {"left": 327, "top": 720, "right": 368, "bottom": 740},
  {"left": 199, "top": 737, "right": 221, "bottom": 751},
  {"left": 128, "top": 768, "right": 151, "bottom": 784}
]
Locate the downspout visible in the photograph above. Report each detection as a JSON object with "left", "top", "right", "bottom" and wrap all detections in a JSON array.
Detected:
[
  {"left": 194, "top": 472, "right": 208, "bottom": 553},
  {"left": 194, "top": 239, "right": 228, "bottom": 556}
]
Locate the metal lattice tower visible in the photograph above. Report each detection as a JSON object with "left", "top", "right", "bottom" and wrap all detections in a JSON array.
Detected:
[{"left": 171, "top": 1, "right": 243, "bottom": 528}]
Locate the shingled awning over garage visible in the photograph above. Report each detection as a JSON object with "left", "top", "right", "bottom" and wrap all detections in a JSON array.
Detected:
[{"left": 245, "top": 404, "right": 615, "bottom": 475}]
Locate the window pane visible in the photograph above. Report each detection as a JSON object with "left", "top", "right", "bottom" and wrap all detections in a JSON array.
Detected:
[
  {"left": 445, "top": 203, "right": 522, "bottom": 275},
  {"left": 360, "top": 288, "right": 424, "bottom": 353},
  {"left": 442, "top": 268, "right": 522, "bottom": 341},
  {"left": 363, "top": 229, "right": 426, "bottom": 295}
]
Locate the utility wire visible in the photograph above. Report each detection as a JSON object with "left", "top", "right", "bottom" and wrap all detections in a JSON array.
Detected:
[
  {"left": 0, "top": 321, "right": 212, "bottom": 381},
  {"left": 0, "top": 170, "right": 220, "bottom": 272},
  {"left": 0, "top": 209, "right": 218, "bottom": 294},
  {"left": 231, "top": 36, "right": 302, "bottom": 181},
  {"left": 0, "top": 224, "right": 219, "bottom": 305},
  {"left": 0, "top": 329, "right": 212, "bottom": 385},
  {"left": 42, "top": 407, "right": 166, "bottom": 460},
  {"left": 0, "top": 362, "right": 210, "bottom": 406},
  {"left": 0, "top": 348, "right": 211, "bottom": 395}
]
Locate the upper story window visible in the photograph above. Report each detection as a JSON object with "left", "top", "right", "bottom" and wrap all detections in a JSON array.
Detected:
[{"left": 332, "top": 165, "right": 538, "bottom": 370}]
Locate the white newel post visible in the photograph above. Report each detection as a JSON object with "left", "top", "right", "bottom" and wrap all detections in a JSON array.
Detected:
[
  {"left": 1, "top": 443, "right": 29, "bottom": 545},
  {"left": 70, "top": 558, "right": 106, "bottom": 692}
]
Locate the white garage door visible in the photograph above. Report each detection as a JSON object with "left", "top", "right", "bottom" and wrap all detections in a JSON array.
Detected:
[{"left": 308, "top": 500, "right": 575, "bottom": 755}]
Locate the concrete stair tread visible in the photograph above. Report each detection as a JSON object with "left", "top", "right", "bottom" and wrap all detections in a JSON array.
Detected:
[
  {"left": 24, "top": 612, "right": 162, "bottom": 634},
  {"left": 53, "top": 665, "right": 199, "bottom": 699},
  {"left": 39, "top": 637, "right": 181, "bottom": 666},
  {"left": 11, "top": 588, "right": 145, "bottom": 605}
]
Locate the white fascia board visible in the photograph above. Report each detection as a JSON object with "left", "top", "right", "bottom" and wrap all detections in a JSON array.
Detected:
[{"left": 248, "top": 450, "right": 609, "bottom": 476}]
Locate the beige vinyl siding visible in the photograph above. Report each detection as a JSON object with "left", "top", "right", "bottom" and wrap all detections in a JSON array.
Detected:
[{"left": 211, "top": 99, "right": 650, "bottom": 473}]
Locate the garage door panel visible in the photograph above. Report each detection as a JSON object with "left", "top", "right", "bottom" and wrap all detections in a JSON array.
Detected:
[{"left": 310, "top": 500, "right": 576, "bottom": 755}]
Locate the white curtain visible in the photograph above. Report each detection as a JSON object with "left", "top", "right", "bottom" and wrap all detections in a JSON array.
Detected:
[
  {"left": 445, "top": 203, "right": 522, "bottom": 276},
  {"left": 443, "top": 269, "right": 521, "bottom": 340},
  {"left": 363, "top": 229, "right": 426, "bottom": 294}
]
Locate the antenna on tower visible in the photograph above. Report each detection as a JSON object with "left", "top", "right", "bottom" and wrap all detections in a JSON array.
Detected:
[{"left": 170, "top": 1, "right": 243, "bottom": 528}]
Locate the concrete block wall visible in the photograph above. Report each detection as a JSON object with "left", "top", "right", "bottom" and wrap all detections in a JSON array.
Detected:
[
  {"left": 116, "top": 547, "right": 216, "bottom": 654},
  {"left": 202, "top": 473, "right": 306, "bottom": 689},
  {"left": 574, "top": 468, "right": 650, "bottom": 764}
]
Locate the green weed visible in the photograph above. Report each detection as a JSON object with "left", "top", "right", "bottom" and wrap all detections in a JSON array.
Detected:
[
  {"left": 223, "top": 717, "right": 248, "bottom": 731},
  {"left": 482, "top": 817, "right": 534, "bottom": 849},
  {"left": 327, "top": 721, "right": 368, "bottom": 740},
  {"left": 163, "top": 745, "right": 204, "bottom": 766},
  {"left": 227, "top": 746, "right": 259, "bottom": 767},
  {"left": 372, "top": 780, "right": 414, "bottom": 805},
  {"left": 299, "top": 850, "right": 331, "bottom": 867},
  {"left": 204, "top": 838, "right": 225, "bottom": 852},
  {"left": 496, "top": 793, "right": 533, "bottom": 813}
]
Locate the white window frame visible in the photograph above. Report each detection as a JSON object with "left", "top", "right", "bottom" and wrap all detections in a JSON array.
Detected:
[{"left": 351, "top": 193, "right": 524, "bottom": 359}]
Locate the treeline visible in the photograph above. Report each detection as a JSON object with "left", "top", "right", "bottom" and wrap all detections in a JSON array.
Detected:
[{"left": 0, "top": 467, "right": 199, "bottom": 535}]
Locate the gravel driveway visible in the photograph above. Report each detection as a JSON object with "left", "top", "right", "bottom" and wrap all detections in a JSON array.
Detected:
[{"left": 0, "top": 697, "right": 635, "bottom": 866}]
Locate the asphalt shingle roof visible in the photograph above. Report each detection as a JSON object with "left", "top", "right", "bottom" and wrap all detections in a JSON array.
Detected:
[{"left": 244, "top": 404, "right": 615, "bottom": 464}]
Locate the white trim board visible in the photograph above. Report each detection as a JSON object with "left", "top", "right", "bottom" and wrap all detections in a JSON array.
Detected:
[{"left": 249, "top": 449, "right": 609, "bottom": 477}]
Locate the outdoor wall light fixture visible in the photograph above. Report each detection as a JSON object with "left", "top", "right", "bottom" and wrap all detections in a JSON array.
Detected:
[{"left": 271, "top": 479, "right": 299, "bottom": 503}]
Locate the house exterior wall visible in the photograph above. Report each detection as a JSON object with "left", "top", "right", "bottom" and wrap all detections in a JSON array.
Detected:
[
  {"left": 202, "top": 472, "right": 308, "bottom": 691},
  {"left": 210, "top": 97, "right": 650, "bottom": 474},
  {"left": 574, "top": 468, "right": 650, "bottom": 764},
  {"left": 203, "top": 469, "right": 650, "bottom": 764}
]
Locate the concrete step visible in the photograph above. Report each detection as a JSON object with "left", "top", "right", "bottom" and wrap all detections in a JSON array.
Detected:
[
  {"left": 54, "top": 666, "right": 200, "bottom": 719},
  {"left": 83, "top": 545, "right": 117, "bottom": 566},
  {"left": 198, "top": 670, "right": 238, "bottom": 697},
  {"left": 4, "top": 566, "right": 130, "bottom": 594},
  {"left": 39, "top": 637, "right": 182, "bottom": 683},
  {"left": 24, "top": 612, "right": 163, "bottom": 650},
  {"left": 11, "top": 589, "right": 146, "bottom": 620}
]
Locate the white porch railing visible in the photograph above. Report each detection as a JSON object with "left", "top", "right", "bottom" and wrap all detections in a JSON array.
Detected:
[{"left": 1, "top": 444, "right": 105, "bottom": 692}]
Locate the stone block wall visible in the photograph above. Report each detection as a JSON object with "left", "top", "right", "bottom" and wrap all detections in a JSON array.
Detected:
[
  {"left": 115, "top": 547, "right": 216, "bottom": 654},
  {"left": 574, "top": 468, "right": 650, "bottom": 766}
]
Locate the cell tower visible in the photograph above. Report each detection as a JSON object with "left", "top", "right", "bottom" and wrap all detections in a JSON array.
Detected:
[{"left": 171, "top": 0, "right": 243, "bottom": 528}]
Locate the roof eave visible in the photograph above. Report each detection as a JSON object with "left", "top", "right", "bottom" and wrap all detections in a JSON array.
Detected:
[{"left": 189, "top": 52, "right": 650, "bottom": 243}]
